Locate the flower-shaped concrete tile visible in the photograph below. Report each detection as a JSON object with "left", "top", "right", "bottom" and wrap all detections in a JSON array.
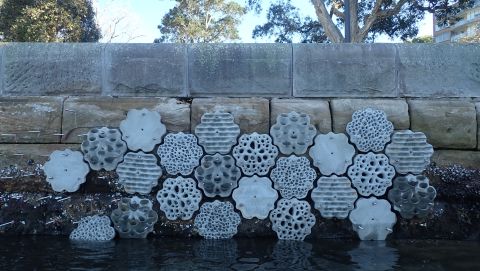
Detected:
[
  {"left": 110, "top": 196, "right": 158, "bottom": 239},
  {"left": 311, "top": 175, "right": 358, "bottom": 219},
  {"left": 158, "top": 132, "right": 204, "bottom": 175},
  {"left": 348, "top": 152, "right": 395, "bottom": 197},
  {"left": 43, "top": 149, "right": 89, "bottom": 192},
  {"left": 232, "top": 133, "right": 278, "bottom": 176},
  {"left": 346, "top": 108, "right": 393, "bottom": 152},
  {"left": 349, "top": 197, "right": 397, "bottom": 241},
  {"left": 270, "top": 112, "right": 317, "bottom": 155},
  {"left": 156, "top": 177, "right": 202, "bottom": 220},
  {"left": 194, "top": 200, "right": 241, "bottom": 239},
  {"left": 269, "top": 198, "right": 316, "bottom": 241},
  {"left": 81, "top": 127, "right": 127, "bottom": 171},
  {"left": 69, "top": 215, "right": 115, "bottom": 241},
  {"left": 116, "top": 151, "right": 162, "bottom": 194},
  {"left": 195, "top": 154, "right": 241, "bottom": 197},
  {"left": 195, "top": 111, "right": 240, "bottom": 154},
  {"left": 232, "top": 175, "right": 278, "bottom": 219},
  {"left": 120, "top": 108, "right": 166, "bottom": 152},
  {"left": 270, "top": 155, "right": 316, "bottom": 199},
  {"left": 309, "top": 132, "right": 355, "bottom": 176}
]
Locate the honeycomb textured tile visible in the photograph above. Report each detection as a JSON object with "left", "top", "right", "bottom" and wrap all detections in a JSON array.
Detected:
[
  {"left": 194, "top": 200, "right": 241, "bottom": 239},
  {"left": 232, "top": 133, "right": 278, "bottom": 176},
  {"left": 388, "top": 174, "right": 436, "bottom": 219},
  {"left": 158, "top": 132, "right": 204, "bottom": 175},
  {"left": 385, "top": 130, "right": 434, "bottom": 174},
  {"left": 116, "top": 151, "right": 162, "bottom": 194},
  {"left": 232, "top": 175, "right": 278, "bottom": 219},
  {"left": 119, "top": 108, "right": 166, "bottom": 152},
  {"left": 69, "top": 215, "right": 115, "bottom": 241},
  {"left": 270, "top": 111, "right": 317, "bottom": 155},
  {"left": 349, "top": 197, "right": 397, "bottom": 241},
  {"left": 194, "top": 153, "right": 241, "bottom": 197},
  {"left": 309, "top": 132, "right": 355, "bottom": 175},
  {"left": 81, "top": 127, "right": 127, "bottom": 171},
  {"left": 270, "top": 155, "right": 316, "bottom": 199},
  {"left": 194, "top": 111, "right": 240, "bottom": 154},
  {"left": 156, "top": 176, "right": 202, "bottom": 220},
  {"left": 346, "top": 108, "right": 393, "bottom": 152},
  {"left": 269, "top": 198, "right": 316, "bottom": 241},
  {"left": 43, "top": 149, "right": 89, "bottom": 192},
  {"left": 311, "top": 175, "right": 358, "bottom": 219},
  {"left": 348, "top": 152, "right": 395, "bottom": 196},
  {"left": 110, "top": 196, "right": 158, "bottom": 238}
]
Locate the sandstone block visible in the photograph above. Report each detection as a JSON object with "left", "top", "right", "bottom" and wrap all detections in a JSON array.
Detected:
[
  {"left": 431, "top": 150, "right": 480, "bottom": 169},
  {"left": 0, "top": 144, "right": 78, "bottom": 169}
]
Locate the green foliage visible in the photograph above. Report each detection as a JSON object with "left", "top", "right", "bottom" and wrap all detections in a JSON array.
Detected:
[
  {"left": 0, "top": 0, "right": 101, "bottom": 42},
  {"left": 405, "top": 35, "right": 434, "bottom": 43},
  {"left": 156, "top": 0, "right": 246, "bottom": 43}
]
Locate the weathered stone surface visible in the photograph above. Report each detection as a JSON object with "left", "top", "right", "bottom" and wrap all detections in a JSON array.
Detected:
[
  {"left": 476, "top": 102, "right": 480, "bottom": 150},
  {"left": 409, "top": 100, "right": 476, "bottom": 149},
  {"left": 188, "top": 44, "right": 291, "bottom": 96},
  {"left": 0, "top": 97, "right": 63, "bottom": 143},
  {"left": 191, "top": 98, "right": 269, "bottom": 133},
  {"left": 330, "top": 99, "right": 409, "bottom": 133},
  {"left": 397, "top": 44, "right": 480, "bottom": 97},
  {"left": 270, "top": 99, "right": 331, "bottom": 133},
  {"left": 104, "top": 44, "right": 186, "bottom": 96},
  {"left": 293, "top": 44, "right": 397, "bottom": 97},
  {"left": 62, "top": 97, "right": 190, "bottom": 143},
  {"left": 431, "top": 150, "right": 480, "bottom": 169},
  {"left": 0, "top": 144, "right": 78, "bottom": 169},
  {"left": 3, "top": 43, "right": 102, "bottom": 95}
]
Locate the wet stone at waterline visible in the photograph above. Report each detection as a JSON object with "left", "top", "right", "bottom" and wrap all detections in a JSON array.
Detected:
[
  {"left": 309, "top": 132, "right": 355, "bottom": 176},
  {"left": 81, "top": 127, "right": 127, "bottom": 171},
  {"left": 270, "top": 155, "right": 316, "bottom": 199},
  {"left": 270, "top": 111, "right": 317, "bottom": 155},
  {"left": 195, "top": 111, "right": 240, "bottom": 154},
  {"left": 232, "top": 133, "right": 278, "bottom": 176},
  {"left": 388, "top": 174, "right": 437, "bottom": 219},
  {"left": 156, "top": 176, "right": 202, "bottom": 220},
  {"left": 348, "top": 152, "right": 395, "bottom": 197},
  {"left": 119, "top": 108, "right": 166, "bottom": 152},
  {"left": 69, "top": 215, "right": 115, "bottom": 242},
  {"left": 110, "top": 196, "right": 158, "bottom": 239},
  {"left": 311, "top": 175, "right": 358, "bottom": 219},
  {"left": 194, "top": 200, "right": 241, "bottom": 239},
  {"left": 346, "top": 108, "right": 394, "bottom": 152},
  {"left": 269, "top": 198, "right": 316, "bottom": 241},
  {"left": 194, "top": 154, "right": 241, "bottom": 197},
  {"left": 116, "top": 152, "right": 162, "bottom": 194},
  {"left": 232, "top": 175, "right": 278, "bottom": 219},
  {"left": 43, "top": 149, "right": 89, "bottom": 192},
  {"left": 349, "top": 197, "right": 397, "bottom": 241},
  {"left": 157, "top": 132, "right": 204, "bottom": 176}
]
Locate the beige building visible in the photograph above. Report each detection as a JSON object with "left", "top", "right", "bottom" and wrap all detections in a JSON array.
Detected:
[{"left": 434, "top": 0, "right": 480, "bottom": 42}]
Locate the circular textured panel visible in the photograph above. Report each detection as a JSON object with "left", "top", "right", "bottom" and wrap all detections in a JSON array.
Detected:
[
  {"left": 110, "top": 196, "right": 158, "bottom": 239},
  {"left": 43, "top": 149, "right": 89, "bottom": 192},
  {"left": 347, "top": 152, "right": 395, "bottom": 197},
  {"left": 119, "top": 108, "right": 166, "bottom": 152},
  {"left": 349, "top": 197, "right": 397, "bottom": 241},
  {"left": 116, "top": 151, "right": 162, "bottom": 194},
  {"left": 346, "top": 108, "right": 394, "bottom": 152},
  {"left": 311, "top": 175, "right": 358, "bottom": 219},
  {"left": 194, "top": 200, "right": 241, "bottom": 239},
  {"left": 270, "top": 111, "right": 317, "bottom": 155},
  {"left": 157, "top": 132, "right": 204, "bottom": 176},
  {"left": 270, "top": 155, "right": 316, "bottom": 199},
  {"left": 81, "top": 127, "right": 127, "bottom": 171},
  {"left": 388, "top": 174, "right": 436, "bottom": 219},
  {"left": 232, "top": 175, "right": 278, "bottom": 219},
  {"left": 309, "top": 132, "right": 355, "bottom": 176},
  {"left": 156, "top": 177, "right": 202, "bottom": 220},
  {"left": 195, "top": 111, "right": 240, "bottom": 154},
  {"left": 385, "top": 130, "right": 434, "bottom": 174},
  {"left": 195, "top": 154, "right": 241, "bottom": 198},
  {"left": 69, "top": 215, "right": 115, "bottom": 241},
  {"left": 232, "top": 133, "right": 278, "bottom": 176},
  {"left": 269, "top": 198, "right": 316, "bottom": 241}
]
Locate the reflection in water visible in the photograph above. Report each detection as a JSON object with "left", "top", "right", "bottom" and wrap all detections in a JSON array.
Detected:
[
  {"left": 258, "top": 240, "right": 313, "bottom": 270},
  {"left": 348, "top": 241, "right": 399, "bottom": 271}
]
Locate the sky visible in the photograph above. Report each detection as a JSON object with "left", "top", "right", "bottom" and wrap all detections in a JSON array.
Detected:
[{"left": 93, "top": 0, "right": 433, "bottom": 43}]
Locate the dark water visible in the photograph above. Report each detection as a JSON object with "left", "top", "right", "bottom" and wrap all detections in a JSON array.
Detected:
[{"left": 0, "top": 237, "right": 479, "bottom": 271}]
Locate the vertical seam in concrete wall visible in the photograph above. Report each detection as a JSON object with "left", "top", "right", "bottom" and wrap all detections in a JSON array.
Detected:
[
  {"left": 328, "top": 98, "right": 333, "bottom": 132},
  {"left": 59, "top": 97, "right": 67, "bottom": 144},
  {"left": 475, "top": 101, "right": 479, "bottom": 149},
  {"left": 406, "top": 97, "right": 412, "bottom": 131},
  {"left": 290, "top": 44, "right": 293, "bottom": 97},
  {"left": 185, "top": 45, "right": 189, "bottom": 97},
  {"left": 101, "top": 44, "right": 108, "bottom": 96},
  {"left": 394, "top": 45, "right": 400, "bottom": 98},
  {"left": 0, "top": 45, "right": 5, "bottom": 96}
]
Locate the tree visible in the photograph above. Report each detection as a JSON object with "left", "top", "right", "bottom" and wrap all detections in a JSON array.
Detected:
[
  {"left": 252, "top": 0, "right": 476, "bottom": 43},
  {"left": 0, "top": 0, "right": 101, "bottom": 42},
  {"left": 156, "top": 0, "right": 246, "bottom": 43},
  {"left": 405, "top": 35, "right": 433, "bottom": 43}
]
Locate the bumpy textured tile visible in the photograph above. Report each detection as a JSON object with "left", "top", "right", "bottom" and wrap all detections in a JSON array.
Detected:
[
  {"left": 348, "top": 153, "right": 395, "bottom": 196},
  {"left": 194, "top": 200, "right": 241, "bottom": 239},
  {"left": 194, "top": 154, "right": 241, "bottom": 197},
  {"left": 309, "top": 132, "right": 355, "bottom": 175},
  {"left": 349, "top": 197, "right": 397, "bottom": 241},
  {"left": 194, "top": 111, "right": 240, "bottom": 154},
  {"left": 119, "top": 108, "right": 166, "bottom": 152},
  {"left": 81, "top": 127, "right": 127, "bottom": 171},
  {"left": 270, "top": 111, "right": 317, "bottom": 155},
  {"left": 311, "top": 176, "right": 358, "bottom": 219},
  {"left": 346, "top": 108, "right": 393, "bottom": 152},
  {"left": 269, "top": 198, "right": 316, "bottom": 241},
  {"left": 116, "top": 152, "right": 162, "bottom": 194},
  {"left": 43, "top": 149, "right": 89, "bottom": 192},
  {"left": 69, "top": 215, "right": 115, "bottom": 241},
  {"left": 388, "top": 174, "right": 436, "bottom": 219},
  {"left": 232, "top": 133, "right": 278, "bottom": 176},
  {"left": 232, "top": 175, "right": 278, "bottom": 219},
  {"left": 385, "top": 130, "right": 434, "bottom": 174},
  {"left": 270, "top": 155, "right": 316, "bottom": 199},
  {"left": 110, "top": 196, "right": 158, "bottom": 238},
  {"left": 157, "top": 132, "right": 204, "bottom": 175},
  {"left": 156, "top": 177, "right": 202, "bottom": 220}
]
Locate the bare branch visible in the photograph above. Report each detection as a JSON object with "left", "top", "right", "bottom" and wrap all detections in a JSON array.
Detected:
[{"left": 311, "top": 0, "right": 344, "bottom": 42}]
